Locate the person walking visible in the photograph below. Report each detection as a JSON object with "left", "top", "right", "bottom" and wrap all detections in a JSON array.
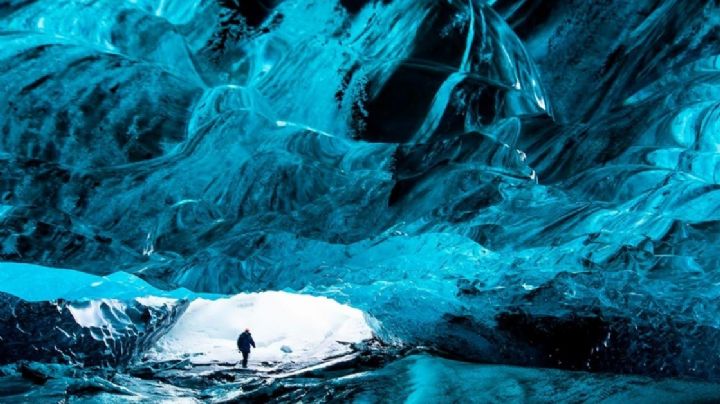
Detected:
[{"left": 236, "top": 328, "right": 256, "bottom": 368}]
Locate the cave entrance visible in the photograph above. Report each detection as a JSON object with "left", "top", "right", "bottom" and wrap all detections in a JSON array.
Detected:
[
  {"left": 145, "top": 291, "right": 374, "bottom": 367},
  {"left": 0, "top": 263, "right": 375, "bottom": 370}
]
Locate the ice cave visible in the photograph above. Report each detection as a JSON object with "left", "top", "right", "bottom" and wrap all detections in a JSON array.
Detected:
[{"left": 1, "top": 0, "right": 720, "bottom": 402}]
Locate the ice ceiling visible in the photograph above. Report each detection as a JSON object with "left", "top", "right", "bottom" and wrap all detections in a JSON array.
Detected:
[{"left": 2, "top": 0, "right": 720, "bottom": 391}]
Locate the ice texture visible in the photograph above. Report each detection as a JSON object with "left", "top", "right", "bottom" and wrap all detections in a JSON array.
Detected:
[
  {"left": 0, "top": 262, "right": 213, "bottom": 301},
  {"left": 0, "top": 262, "right": 372, "bottom": 369},
  {"left": 0, "top": 291, "right": 187, "bottom": 367},
  {"left": 241, "top": 354, "right": 720, "bottom": 403},
  {"left": 1, "top": 0, "right": 720, "bottom": 392}
]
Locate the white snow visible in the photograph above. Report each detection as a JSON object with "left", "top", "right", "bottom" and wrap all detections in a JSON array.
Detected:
[
  {"left": 67, "top": 300, "right": 125, "bottom": 329},
  {"left": 135, "top": 296, "right": 178, "bottom": 307},
  {"left": 146, "top": 291, "right": 373, "bottom": 366}
]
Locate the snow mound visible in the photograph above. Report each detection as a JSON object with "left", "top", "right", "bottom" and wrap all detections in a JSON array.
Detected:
[{"left": 146, "top": 291, "right": 373, "bottom": 365}]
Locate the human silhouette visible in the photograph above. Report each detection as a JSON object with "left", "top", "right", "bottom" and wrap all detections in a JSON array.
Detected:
[{"left": 236, "top": 328, "right": 256, "bottom": 368}]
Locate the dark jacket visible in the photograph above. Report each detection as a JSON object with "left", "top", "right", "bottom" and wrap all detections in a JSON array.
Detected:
[{"left": 237, "top": 331, "right": 256, "bottom": 353}]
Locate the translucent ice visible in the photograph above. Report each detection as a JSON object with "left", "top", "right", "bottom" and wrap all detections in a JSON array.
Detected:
[{"left": 2, "top": 0, "right": 720, "bottom": 393}]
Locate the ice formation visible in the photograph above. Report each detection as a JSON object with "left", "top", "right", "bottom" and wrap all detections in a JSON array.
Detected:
[
  {"left": 0, "top": 291, "right": 187, "bottom": 367},
  {"left": 0, "top": 263, "right": 371, "bottom": 369},
  {"left": 1, "top": 0, "right": 720, "bottom": 401}
]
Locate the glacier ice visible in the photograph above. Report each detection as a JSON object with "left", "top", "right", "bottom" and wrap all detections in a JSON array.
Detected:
[
  {"left": 247, "top": 354, "right": 720, "bottom": 403},
  {"left": 0, "top": 262, "right": 213, "bottom": 301},
  {"left": 0, "top": 290, "right": 187, "bottom": 367},
  {"left": 1, "top": 0, "right": 720, "bottom": 400},
  {"left": 0, "top": 263, "right": 372, "bottom": 370}
]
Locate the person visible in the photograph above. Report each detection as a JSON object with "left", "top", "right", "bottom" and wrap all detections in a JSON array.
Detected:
[{"left": 236, "top": 328, "right": 256, "bottom": 368}]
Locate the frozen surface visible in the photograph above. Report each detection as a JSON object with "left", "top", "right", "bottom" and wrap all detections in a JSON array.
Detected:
[
  {"left": 257, "top": 354, "right": 720, "bottom": 403},
  {"left": 1, "top": 0, "right": 720, "bottom": 400},
  {"left": 3, "top": 354, "right": 720, "bottom": 402}
]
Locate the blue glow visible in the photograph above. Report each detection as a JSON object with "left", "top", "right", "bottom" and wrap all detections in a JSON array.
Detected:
[
  {"left": 1, "top": 0, "right": 720, "bottom": 400},
  {"left": 0, "top": 262, "right": 217, "bottom": 301}
]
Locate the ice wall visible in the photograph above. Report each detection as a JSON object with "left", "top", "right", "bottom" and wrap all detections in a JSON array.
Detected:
[{"left": 1, "top": 0, "right": 720, "bottom": 380}]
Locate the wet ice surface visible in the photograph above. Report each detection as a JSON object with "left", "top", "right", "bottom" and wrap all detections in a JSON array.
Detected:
[{"left": 2, "top": 354, "right": 720, "bottom": 403}]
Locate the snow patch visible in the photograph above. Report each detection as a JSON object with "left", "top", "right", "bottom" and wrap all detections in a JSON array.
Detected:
[
  {"left": 68, "top": 300, "right": 124, "bottom": 329},
  {"left": 135, "top": 296, "right": 178, "bottom": 307},
  {"left": 147, "top": 291, "right": 373, "bottom": 365}
]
